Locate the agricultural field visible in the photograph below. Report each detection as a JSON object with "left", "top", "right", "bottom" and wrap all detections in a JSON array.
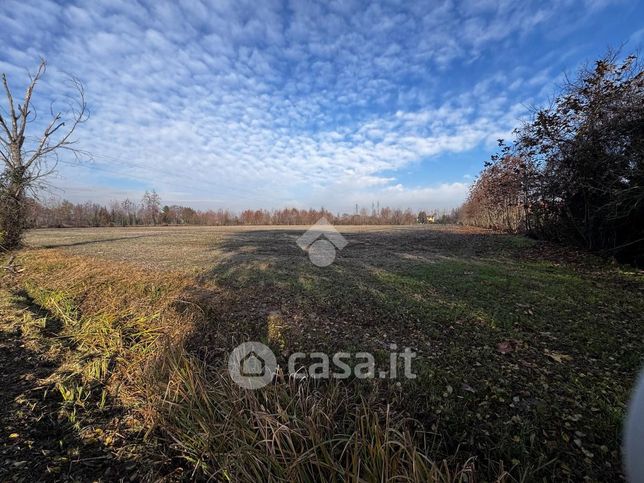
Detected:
[{"left": 1, "top": 225, "right": 643, "bottom": 481}]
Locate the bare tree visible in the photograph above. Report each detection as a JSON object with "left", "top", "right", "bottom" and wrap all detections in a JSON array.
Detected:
[
  {"left": 141, "top": 190, "right": 161, "bottom": 225},
  {"left": 0, "top": 59, "right": 87, "bottom": 248}
]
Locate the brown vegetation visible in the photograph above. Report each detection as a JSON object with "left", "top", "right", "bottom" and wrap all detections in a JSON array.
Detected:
[
  {"left": 27, "top": 196, "right": 456, "bottom": 228},
  {"left": 460, "top": 52, "right": 643, "bottom": 265}
]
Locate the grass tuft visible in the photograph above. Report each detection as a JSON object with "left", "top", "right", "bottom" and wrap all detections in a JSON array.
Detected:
[{"left": 152, "top": 346, "right": 474, "bottom": 481}]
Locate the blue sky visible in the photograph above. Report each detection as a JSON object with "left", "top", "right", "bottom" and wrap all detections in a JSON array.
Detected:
[{"left": 1, "top": 0, "right": 642, "bottom": 212}]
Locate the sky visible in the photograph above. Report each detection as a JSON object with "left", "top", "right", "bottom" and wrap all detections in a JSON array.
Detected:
[{"left": 1, "top": 0, "right": 642, "bottom": 213}]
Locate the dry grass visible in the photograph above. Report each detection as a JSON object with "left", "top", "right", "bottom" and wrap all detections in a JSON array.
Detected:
[
  {"left": 3, "top": 247, "right": 473, "bottom": 481},
  {"left": 154, "top": 346, "right": 476, "bottom": 482},
  {"left": 23, "top": 224, "right": 489, "bottom": 271},
  {"left": 5, "top": 225, "right": 642, "bottom": 481}
]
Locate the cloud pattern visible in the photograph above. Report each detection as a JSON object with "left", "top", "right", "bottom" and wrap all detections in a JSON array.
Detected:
[{"left": 0, "top": 0, "right": 640, "bottom": 211}]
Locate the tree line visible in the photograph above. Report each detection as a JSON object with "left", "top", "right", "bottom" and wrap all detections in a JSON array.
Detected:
[
  {"left": 27, "top": 191, "right": 456, "bottom": 227},
  {"left": 459, "top": 51, "right": 643, "bottom": 265}
]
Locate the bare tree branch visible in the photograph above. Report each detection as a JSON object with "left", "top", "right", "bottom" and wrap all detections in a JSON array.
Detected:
[
  {"left": 24, "top": 76, "right": 87, "bottom": 170},
  {"left": 0, "top": 59, "right": 88, "bottom": 248},
  {"left": 0, "top": 112, "right": 11, "bottom": 141},
  {"left": 16, "top": 59, "right": 46, "bottom": 147},
  {"left": 1, "top": 73, "right": 18, "bottom": 137}
]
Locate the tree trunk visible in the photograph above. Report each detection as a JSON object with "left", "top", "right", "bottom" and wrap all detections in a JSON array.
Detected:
[{"left": 1, "top": 182, "right": 26, "bottom": 249}]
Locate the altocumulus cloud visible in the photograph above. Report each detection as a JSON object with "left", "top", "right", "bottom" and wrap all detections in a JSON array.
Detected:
[{"left": 0, "top": 0, "right": 638, "bottom": 211}]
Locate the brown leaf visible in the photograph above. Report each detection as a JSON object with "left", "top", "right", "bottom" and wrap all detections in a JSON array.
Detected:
[
  {"left": 545, "top": 349, "right": 572, "bottom": 363},
  {"left": 497, "top": 339, "right": 518, "bottom": 354}
]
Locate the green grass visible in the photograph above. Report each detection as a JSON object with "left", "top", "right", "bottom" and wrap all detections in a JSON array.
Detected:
[
  {"left": 8, "top": 225, "right": 644, "bottom": 481},
  {"left": 368, "top": 257, "right": 642, "bottom": 479},
  {"left": 190, "top": 229, "right": 642, "bottom": 481}
]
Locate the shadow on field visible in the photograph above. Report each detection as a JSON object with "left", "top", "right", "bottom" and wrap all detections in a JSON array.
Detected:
[
  {"left": 40, "top": 234, "right": 154, "bottom": 249},
  {"left": 179, "top": 226, "right": 642, "bottom": 481},
  {"left": 185, "top": 227, "right": 539, "bottom": 354},
  {"left": 0, "top": 291, "right": 132, "bottom": 481}
]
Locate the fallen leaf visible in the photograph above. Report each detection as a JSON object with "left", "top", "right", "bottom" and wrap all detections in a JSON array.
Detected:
[
  {"left": 497, "top": 339, "right": 519, "bottom": 354},
  {"left": 462, "top": 383, "right": 477, "bottom": 393},
  {"left": 582, "top": 448, "right": 594, "bottom": 458},
  {"left": 545, "top": 349, "right": 572, "bottom": 363}
]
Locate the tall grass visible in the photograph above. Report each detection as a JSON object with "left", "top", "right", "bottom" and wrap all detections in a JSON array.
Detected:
[
  {"left": 10, "top": 250, "right": 476, "bottom": 481},
  {"left": 152, "top": 347, "right": 475, "bottom": 481}
]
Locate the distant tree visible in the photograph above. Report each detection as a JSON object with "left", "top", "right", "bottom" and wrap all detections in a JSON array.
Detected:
[
  {"left": 25, "top": 197, "right": 431, "bottom": 229},
  {"left": 435, "top": 209, "right": 460, "bottom": 224},
  {"left": 141, "top": 190, "right": 161, "bottom": 225},
  {"left": 0, "top": 59, "right": 87, "bottom": 248},
  {"left": 108, "top": 200, "right": 127, "bottom": 227},
  {"left": 417, "top": 211, "right": 428, "bottom": 224},
  {"left": 461, "top": 151, "right": 538, "bottom": 233},
  {"left": 121, "top": 198, "right": 137, "bottom": 226},
  {"left": 160, "top": 205, "right": 170, "bottom": 224},
  {"left": 180, "top": 206, "right": 197, "bottom": 224}
]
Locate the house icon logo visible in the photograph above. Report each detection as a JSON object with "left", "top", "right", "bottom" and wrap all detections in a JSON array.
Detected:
[
  {"left": 240, "top": 350, "right": 266, "bottom": 377},
  {"left": 228, "top": 341, "right": 277, "bottom": 389},
  {"left": 296, "top": 217, "right": 348, "bottom": 267}
]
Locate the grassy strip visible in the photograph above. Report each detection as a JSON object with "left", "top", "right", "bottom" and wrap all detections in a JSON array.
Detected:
[{"left": 5, "top": 249, "right": 473, "bottom": 481}]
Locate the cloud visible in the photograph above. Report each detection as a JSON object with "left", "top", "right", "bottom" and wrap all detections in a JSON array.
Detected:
[
  {"left": 0, "top": 0, "right": 634, "bottom": 211},
  {"left": 311, "top": 181, "right": 471, "bottom": 213}
]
